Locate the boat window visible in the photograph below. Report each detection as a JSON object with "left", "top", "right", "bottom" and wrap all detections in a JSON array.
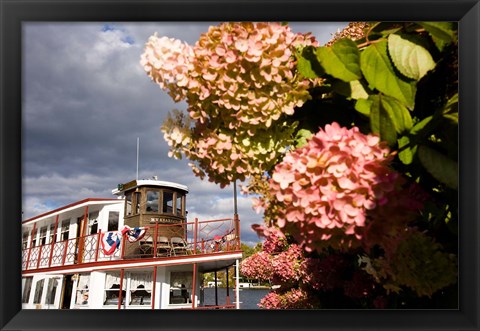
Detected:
[
  {"left": 48, "top": 224, "right": 55, "bottom": 244},
  {"left": 129, "top": 272, "right": 152, "bottom": 306},
  {"left": 146, "top": 190, "right": 159, "bottom": 213},
  {"left": 134, "top": 192, "right": 141, "bottom": 215},
  {"left": 33, "top": 279, "right": 45, "bottom": 304},
  {"left": 75, "top": 274, "right": 90, "bottom": 306},
  {"left": 125, "top": 192, "right": 132, "bottom": 216},
  {"left": 163, "top": 191, "right": 174, "bottom": 214},
  {"left": 169, "top": 272, "right": 192, "bottom": 305},
  {"left": 60, "top": 220, "right": 70, "bottom": 241},
  {"left": 103, "top": 272, "right": 125, "bottom": 306},
  {"left": 108, "top": 211, "right": 119, "bottom": 231},
  {"left": 31, "top": 228, "right": 37, "bottom": 247},
  {"left": 22, "top": 232, "right": 29, "bottom": 250},
  {"left": 88, "top": 212, "right": 99, "bottom": 235},
  {"left": 22, "top": 277, "right": 33, "bottom": 303},
  {"left": 176, "top": 195, "right": 183, "bottom": 216},
  {"left": 39, "top": 226, "right": 47, "bottom": 245},
  {"left": 46, "top": 277, "right": 60, "bottom": 305}
]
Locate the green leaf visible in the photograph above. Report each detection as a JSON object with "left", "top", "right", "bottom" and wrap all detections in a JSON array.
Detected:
[
  {"left": 349, "top": 80, "right": 370, "bottom": 99},
  {"left": 296, "top": 46, "right": 323, "bottom": 79},
  {"left": 379, "top": 27, "right": 403, "bottom": 37},
  {"left": 418, "top": 145, "right": 458, "bottom": 190},
  {"left": 418, "top": 22, "right": 457, "bottom": 51},
  {"left": 355, "top": 98, "right": 372, "bottom": 116},
  {"left": 388, "top": 34, "right": 436, "bottom": 81},
  {"left": 381, "top": 95, "right": 413, "bottom": 133},
  {"left": 316, "top": 38, "right": 362, "bottom": 82},
  {"left": 360, "top": 40, "right": 417, "bottom": 109},
  {"left": 418, "top": 22, "right": 457, "bottom": 44},
  {"left": 295, "top": 129, "right": 314, "bottom": 148},
  {"left": 332, "top": 80, "right": 370, "bottom": 100},
  {"left": 431, "top": 37, "right": 448, "bottom": 52},
  {"left": 410, "top": 116, "right": 433, "bottom": 135},
  {"left": 370, "top": 94, "right": 413, "bottom": 146},
  {"left": 369, "top": 95, "right": 397, "bottom": 146},
  {"left": 443, "top": 93, "right": 458, "bottom": 115},
  {"left": 443, "top": 113, "right": 458, "bottom": 125},
  {"left": 397, "top": 136, "right": 416, "bottom": 165}
]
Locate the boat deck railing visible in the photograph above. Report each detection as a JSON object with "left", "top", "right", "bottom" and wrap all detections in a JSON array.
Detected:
[{"left": 22, "top": 218, "right": 240, "bottom": 271}]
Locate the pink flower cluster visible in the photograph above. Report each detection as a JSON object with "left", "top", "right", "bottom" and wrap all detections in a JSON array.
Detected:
[
  {"left": 140, "top": 34, "right": 194, "bottom": 102},
  {"left": 186, "top": 22, "right": 317, "bottom": 129},
  {"left": 180, "top": 122, "right": 298, "bottom": 186},
  {"left": 361, "top": 182, "right": 427, "bottom": 256},
  {"left": 264, "top": 122, "right": 418, "bottom": 252},
  {"left": 271, "top": 244, "right": 303, "bottom": 284},
  {"left": 141, "top": 22, "right": 318, "bottom": 187},
  {"left": 240, "top": 251, "right": 273, "bottom": 281},
  {"left": 259, "top": 288, "right": 316, "bottom": 309},
  {"left": 252, "top": 224, "right": 287, "bottom": 254},
  {"left": 240, "top": 243, "right": 302, "bottom": 286},
  {"left": 243, "top": 227, "right": 396, "bottom": 308}
]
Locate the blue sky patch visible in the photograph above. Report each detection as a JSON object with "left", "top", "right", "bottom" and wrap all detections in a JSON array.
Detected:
[
  {"left": 122, "top": 35, "right": 135, "bottom": 45},
  {"left": 102, "top": 24, "right": 116, "bottom": 32}
]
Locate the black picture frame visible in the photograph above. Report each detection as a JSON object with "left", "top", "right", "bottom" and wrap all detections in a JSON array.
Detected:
[{"left": 1, "top": 0, "right": 478, "bottom": 330}]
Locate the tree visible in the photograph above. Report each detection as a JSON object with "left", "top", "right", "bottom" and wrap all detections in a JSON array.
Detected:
[
  {"left": 141, "top": 22, "right": 458, "bottom": 309},
  {"left": 203, "top": 242, "right": 261, "bottom": 288},
  {"left": 240, "top": 242, "right": 258, "bottom": 259}
]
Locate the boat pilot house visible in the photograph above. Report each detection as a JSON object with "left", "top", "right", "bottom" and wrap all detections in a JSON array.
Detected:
[{"left": 21, "top": 178, "right": 243, "bottom": 310}]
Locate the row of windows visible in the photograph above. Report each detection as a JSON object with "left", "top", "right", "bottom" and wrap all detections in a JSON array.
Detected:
[
  {"left": 22, "top": 211, "right": 120, "bottom": 249},
  {"left": 76, "top": 272, "right": 154, "bottom": 306},
  {"left": 22, "top": 277, "right": 59, "bottom": 305},
  {"left": 22, "top": 271, "right": 194, "bottom": 307},
  {"left": 125, "top": 189, "right": 185, "bottom": 217}
]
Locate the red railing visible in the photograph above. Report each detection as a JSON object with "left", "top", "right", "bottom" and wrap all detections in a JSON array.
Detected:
[{"left": 22, "top": 218, "right": 240, "bottom": 271}]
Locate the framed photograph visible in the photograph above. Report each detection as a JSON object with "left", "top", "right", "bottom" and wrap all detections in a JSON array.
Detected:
[{"left": 1, "top": 0, "right": 478, "bottom": 330}]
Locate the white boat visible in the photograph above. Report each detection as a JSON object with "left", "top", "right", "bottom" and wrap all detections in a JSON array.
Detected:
[
  {"left": 21, "top": 178, "right": 243, "bottom": 309},
  {"left": 206, "top": 281, "right": 223, "bottom": 288}
]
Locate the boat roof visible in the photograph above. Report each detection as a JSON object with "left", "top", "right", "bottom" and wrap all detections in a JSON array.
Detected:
[
  {"left": 112, "top": 179, "right": 189, "bottom": 195},
  {"left": 22, "top": 198, "right": 123, "bottom": 225}
]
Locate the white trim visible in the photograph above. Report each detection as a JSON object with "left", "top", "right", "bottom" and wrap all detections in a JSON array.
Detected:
[
  {"left": 23, "top": 200, "right": 124, "bottom": 225},
  {"left": 112, "top": 180, "right": 189, "bottom": 195},
  {"left": 235, "top": 259, "right": 240, "bottom": 309}
]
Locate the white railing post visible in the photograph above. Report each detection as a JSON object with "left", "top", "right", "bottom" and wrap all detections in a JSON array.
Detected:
[{"left": 235, "top": 259, "right": 240, "bottom": 309}]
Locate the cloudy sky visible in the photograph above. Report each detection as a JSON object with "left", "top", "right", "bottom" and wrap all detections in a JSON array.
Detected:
[{"left": 22, "top": 22, "right": 347, "bottom": 246}]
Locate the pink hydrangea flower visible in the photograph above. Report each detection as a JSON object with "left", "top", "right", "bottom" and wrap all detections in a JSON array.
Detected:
[
  {"left": 271, "top": 244, "right": 303, "bottom": 284},
  {"left": 140, "top": 34, "right": 194, "bottom": 102},
  {"left": 262, "top": 122, "right": 423, "bottom": 252},
  {"left": 259, "top": 288, "right": 317, "bottom": 309},
  {"left": 240, "top": 251, "right": 274, "bottom": 281},
  {"left": 142, "top": 22, "right": 318, "bottom": 187},
  {"left": 252, "top": 224, "right": 287, "bottom": 254}
]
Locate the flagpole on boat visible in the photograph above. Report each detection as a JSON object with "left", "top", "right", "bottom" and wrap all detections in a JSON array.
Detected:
[
  {"left": 136, "top": 137, "right": 139, "bottom": 181},
  {"left": 233, "top": 180, "right": 240, "bottom": 241},
  {"left": 233, "top": 180, "right": 238, "bottom": 216},
  {"left": 233, "top": 179, "right": 241, "bottom": 309}
]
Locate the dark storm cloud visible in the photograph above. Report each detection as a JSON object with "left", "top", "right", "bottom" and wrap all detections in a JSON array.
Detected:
[
  {"left": 22, "top": 22, "right": 347, "bottom": 244},
  {"left": 23, "top": 23, "right": 169, "bottom": 177}
]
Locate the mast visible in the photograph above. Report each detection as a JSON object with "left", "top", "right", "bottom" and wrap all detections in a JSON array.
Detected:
[
  {"left": 233, "top": 180, "right": 238, "bottom": 216},
  {"left": 233, "top": 180, "right": 240, "bottom": 241},
  {"left": 136, "top": 137, "right": 139, "bottom": 181}
]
